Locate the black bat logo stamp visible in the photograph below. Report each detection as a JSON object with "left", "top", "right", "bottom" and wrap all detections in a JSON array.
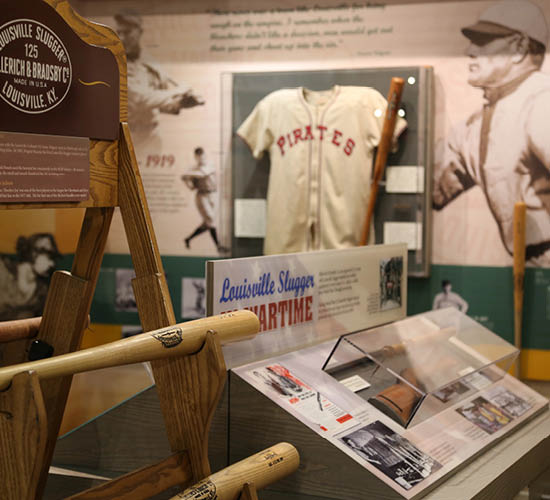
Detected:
[
  {"left": 177, "top": 479, "right": 218, "bottom": 499},
  {"left": 151, "top": 327, "right": 183, "bottom": 348}
]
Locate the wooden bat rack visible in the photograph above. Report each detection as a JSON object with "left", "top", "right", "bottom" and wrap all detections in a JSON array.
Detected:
[{"left": 0, "top": 2, "right": 285, "bottom": 498}]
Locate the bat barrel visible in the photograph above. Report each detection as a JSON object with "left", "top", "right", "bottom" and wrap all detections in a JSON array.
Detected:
[
  {"left": 0, "top": 310, "right": 259, "bottom": 391},
  {"left": 173, "top": 442, "right": 299, "bottom": 500},
  {"left": 360, "top": 77, "right": 405, "bottom": 246}
]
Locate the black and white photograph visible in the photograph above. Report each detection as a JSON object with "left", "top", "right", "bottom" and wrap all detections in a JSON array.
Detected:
[
  {"left": 456, "top": 396, "right": 512, "bottom": 434},
  {"left": 432, "top": 279, "right": 469, "bottom": 313},
  {"left": 0, "top": 233, "right": 61, "bottom": 320},
  {"left": 433, "top": 0, "right": 550, "bottom": 267},
  {"left": 181, "top": 277, "right": 206, "bottom": 319},
  {"left": 379, "top": 257, "right": 403, "bottom": 311},
  {"left": 114, "top": 10, "right": 204, "bottom": 155},
  {"left": 182, "top": 147, "right": 224, "bottom": 253},
  {"left": 433, "top": 380, "right": 471, "bottom": 403},
  {"left": 339, "top": 420, "right": 442, "bottom": 490},
  {"left": 484, "top": 386, "right": 532, "bottom": 418},
  {"left": 115, "top": 268, "right": 138, "bottom": 312}
]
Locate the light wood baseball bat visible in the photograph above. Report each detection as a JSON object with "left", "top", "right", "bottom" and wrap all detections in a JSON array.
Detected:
[
  {"left": 513, "top": 202, "right": 526, "bottom": 378},
  {"left": 0, "top": 310, "right": 258, "bottom": 391},
  {"left": 172, "top": 442, "right": 299, "bottom": 500},
  {"left": 0, "top": 316, "right": 42, "bottom": 343},
  {"left": 360, "top": 77, "right": 405, "bottom": 246}
]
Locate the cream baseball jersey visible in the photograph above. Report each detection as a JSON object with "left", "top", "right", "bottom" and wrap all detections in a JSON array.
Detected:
[{"left": 237, "top": 85, "right": 407, "bottom": 255}]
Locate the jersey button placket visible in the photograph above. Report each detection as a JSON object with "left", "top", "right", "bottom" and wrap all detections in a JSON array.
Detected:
[{"left": 308, "top": 108, "right": 320, "bottom": 251}]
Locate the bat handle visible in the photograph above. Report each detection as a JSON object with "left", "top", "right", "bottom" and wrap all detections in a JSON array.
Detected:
[
  {"left": 513, "top": 201, "right": 526, "bottom": 378},
  {"left": 0, "top": 317, "right": 42, "bottom": 343}
]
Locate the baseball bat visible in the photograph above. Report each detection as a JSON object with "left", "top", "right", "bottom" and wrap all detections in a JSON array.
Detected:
[
  {"left": 0, "top": 316, "right": 42, "bottom": 343},
  {"left": 360, "top": 77, "right": 405, "bottom": 246},
  {"left": 513, "top": 202, "right": 526, "bottom": 378},
  {"left": 172, "top": 442, "right": 299, "bottom": 500},
  {"left": 0, "top": 310, "right": 259, "bottom": 391}
]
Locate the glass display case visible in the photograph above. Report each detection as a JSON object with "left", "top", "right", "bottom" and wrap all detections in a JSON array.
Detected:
[
  {"left": 223, "top": 66, "right": 433, "bottom": 276},
  {"left": 323, "top": 308, "right": 519, "bottom": 428}
]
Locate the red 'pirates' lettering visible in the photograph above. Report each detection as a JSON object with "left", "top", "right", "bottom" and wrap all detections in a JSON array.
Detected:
[
  {"left": 344, "top": 138, "right": 355, "bottom": 156},
  {"left": 276, "top": 126, "right": 356, "bottom": 156},
  {"left": 332, "top": 129, "right": 342, "bottom": 146},
  {"left": 277, "top": 136, "right": 286, "bottom": 155}
]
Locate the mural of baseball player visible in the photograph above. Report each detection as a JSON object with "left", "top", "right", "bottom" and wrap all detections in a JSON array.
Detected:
[
  {"left": 114, "top": 11, "right": 204, "bottom": 152},
  {"left": 183, "top": 147, "right": 222, "bottom": 251},
  {"left": 433, "top": 0, "right": 550, "bottom": 266},
  {"left": 432, "top": 279, "right": 469, "bottom": 313}
]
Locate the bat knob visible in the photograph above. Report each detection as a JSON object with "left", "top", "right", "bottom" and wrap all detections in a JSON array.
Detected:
[{"left": 28, "top": 340, "right": 54, "bottom": 361}]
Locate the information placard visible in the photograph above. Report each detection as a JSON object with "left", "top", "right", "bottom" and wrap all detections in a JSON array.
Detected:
[
  {"left": 0, "top": 0, "right": 119, "bottom": 140},
  {"left": 206, "top": 244, "right": 407, "bottom": 368},
  {"left": 0, "top": 131, "right": 88, "bottom": 202}
]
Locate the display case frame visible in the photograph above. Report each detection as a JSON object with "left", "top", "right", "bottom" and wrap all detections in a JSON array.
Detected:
[{"left": 222, "top": 66, "right": 433, "bottom": 276}]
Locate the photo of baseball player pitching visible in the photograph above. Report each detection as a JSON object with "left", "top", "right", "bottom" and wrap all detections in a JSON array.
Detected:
[
  {"left": 182, "top": 148, "right": 224, "bottom": 252},
  {"left": 433, "top": 0, "right": 550, "bottom": 266},
  {"left": 114, "top": 11, "right": 204, "bottom": 152}
]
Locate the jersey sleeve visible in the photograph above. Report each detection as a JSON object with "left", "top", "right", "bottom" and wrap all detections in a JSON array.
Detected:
[
  {"left": 367, "top": 89, "right": 408, "bottom": 151},
  {"left": 526, "top": 89, "right": 550, "bottom": 171},
  {"left": 236, "top": 96, "right": 274, "bottom": 160},
  {"left": 433, "top": 121, "right": 476, "bottom": 209}
]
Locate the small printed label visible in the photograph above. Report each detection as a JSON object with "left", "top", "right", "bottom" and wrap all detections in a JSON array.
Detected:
[
  {"left": 249, "top": 364, "right": 356, "bottom": 435},
  {"left": 462, "top": 371, "right": 491, "bottom": 391},
  {"left": 458, "top": 366, "right": 475, "bottom": 377},
  {"left": 152, "top": 327, "right": 183, "bottom": 348},
  {"left": 177, "top": 479, "right": 217, "bottom": 499},
  {"left": 340, "top": 374, "right": 371, "bottom": 392}
]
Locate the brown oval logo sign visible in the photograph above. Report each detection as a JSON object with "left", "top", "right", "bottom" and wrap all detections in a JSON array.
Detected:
[{"left": 0, "top": 19, "right": 72, "bottom": 114}]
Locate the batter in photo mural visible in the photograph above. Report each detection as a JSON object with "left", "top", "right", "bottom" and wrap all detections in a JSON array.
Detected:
[
  {"left": 434, "top": 0, "right": 550, "bottom": 267},
  {"left": 182, "top": 147, "right": 225, "bottom": 253}
]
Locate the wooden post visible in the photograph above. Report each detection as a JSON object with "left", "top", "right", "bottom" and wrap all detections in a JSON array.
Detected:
[{"left": 0, "top": 372, "right": 47, "bottom": 500}]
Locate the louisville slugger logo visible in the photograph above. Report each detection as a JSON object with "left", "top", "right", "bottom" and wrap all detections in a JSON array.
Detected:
[
  {"left": 177, "top": 479, "right": 218, "bottom": 499},
  {"left": 151, "top": 327, "right": 183, "bottom": 348}
]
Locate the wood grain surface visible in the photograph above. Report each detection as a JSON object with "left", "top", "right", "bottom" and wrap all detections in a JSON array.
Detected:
[
  {"left": 0, "top": 317, "right": 42, "bottom": 344},
  {"left": 32, "top": 207, "right": 114, "bottom": 495},
  {"left": 66, "top": 452, "right": 192, "bottom": 500},
  {"left": 360, "top": 77, "right": 405, "bottom": 246},
  {"left": 173, "top": 443, "right": 299, "bottom": 500},
  {"left": 0, "top": 311, "right": 258, "bottom": 390},
  {"left": 0, "top": 372, "right": 47, "bottom": 500}
]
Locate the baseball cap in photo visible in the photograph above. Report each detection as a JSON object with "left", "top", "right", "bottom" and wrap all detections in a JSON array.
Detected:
[
  {"left": 461, "top": 0, "right": 548, "bottom": 47},
  {"left": 114, "top": 10, "right": 143, "bottom": 29}
]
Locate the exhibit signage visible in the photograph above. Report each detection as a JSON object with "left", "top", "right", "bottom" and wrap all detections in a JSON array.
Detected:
[
  {"left": 0, "top": 131, "right": 89, "bottom": 202},
  {"left": 206, "top": 243, "right": 407, "bottom": 368},
  {"left": 0, "top": 0, "right": 119, "bottom": 140},
  {"left": 235, "top": 316, "right": 549, "bottom": 499}
]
